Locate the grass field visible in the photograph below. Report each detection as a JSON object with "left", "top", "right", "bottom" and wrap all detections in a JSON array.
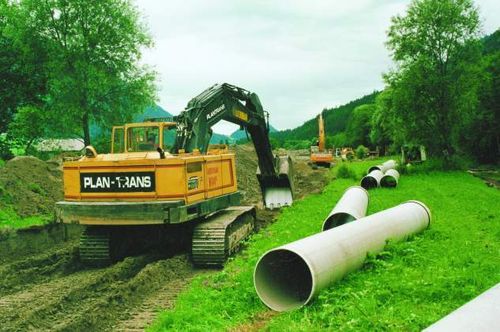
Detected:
[{"left": 149, "top": 158, "right": 500, "bottom": 331}]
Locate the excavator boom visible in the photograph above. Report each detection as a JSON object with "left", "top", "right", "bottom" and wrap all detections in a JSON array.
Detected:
[
  {"left": 173, "top": 83, "right": 294, "bottom": 209},
  {"left": 310, "top": 112, "right": 333, "bottom": 168}
]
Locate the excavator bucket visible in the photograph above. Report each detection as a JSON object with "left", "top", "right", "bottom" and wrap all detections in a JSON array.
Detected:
[{"left": 257, "top": 155, "right": 294, "bottom": 210}]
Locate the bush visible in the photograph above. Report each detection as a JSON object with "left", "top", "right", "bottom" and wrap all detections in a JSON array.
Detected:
[
  {"left": 0, "top": 135, "right": 14, "bottom": 160},
  {"left": 405, "top": 156, "right": 471, "bottom": 174},
  {"left": 356, "top": 145, "right": 368, "bottom": 160},
  {"left": 336, "top": 164, "right": 357, "bottom": 179}
]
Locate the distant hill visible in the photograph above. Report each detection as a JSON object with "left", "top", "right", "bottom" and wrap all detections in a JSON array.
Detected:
[
  {"left": 134, "top": 104, "right": 172, "bottom": 122},
  {"left": 230, "top": 124, "right": 278, "bottom": 141},
  {"left": 271, "top": 91, "right": 379, "bottom": 142},
  {"left": 483, "top": 29, "right": 500, "bottom": 54}
]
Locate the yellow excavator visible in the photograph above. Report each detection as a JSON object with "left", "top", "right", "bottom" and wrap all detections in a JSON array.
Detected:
[
  {"left": 55, "top": 83, "right": 294, "bottom": 266},
  {"left": 310, "top": 113, "right": 333, "bottom": 168}
]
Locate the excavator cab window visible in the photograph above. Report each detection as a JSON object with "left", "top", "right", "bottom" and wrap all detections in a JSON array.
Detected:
[
  {"left": 162, "top": 126, "right": 176, "bottom": 151},
  {"left": 112, "top": 126, "right": 125, "bottom": 153},
  {"left": 127, "top": 126, "right": 159, "bottom": 152}
]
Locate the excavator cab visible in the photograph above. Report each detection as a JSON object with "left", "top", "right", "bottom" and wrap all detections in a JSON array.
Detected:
[{"left": 111, "top": 122, "right": 177, "bottom": 153}]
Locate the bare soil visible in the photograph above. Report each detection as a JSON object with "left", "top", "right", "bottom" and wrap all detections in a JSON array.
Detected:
[
  {"left": 0, "top": 156, "right": 63, "bottom": 217},
  {"left": 0, "top": 146, "right": 331, "bottom": 331}
]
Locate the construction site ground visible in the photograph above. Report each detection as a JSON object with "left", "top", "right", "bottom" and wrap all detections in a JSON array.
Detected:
[{"left": 0, "top": 144, "right": 330, "bottom": 331}]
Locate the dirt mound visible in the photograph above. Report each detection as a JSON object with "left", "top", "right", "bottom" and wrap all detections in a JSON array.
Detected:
[
  {"left": 234, "top": 144, "right": 262, "bottom": 206},
  {"left": 0, "top": 156, "right": 63, "bottom": 217},
  {"left": 234, "top": 144, "right": 330, "bottom": 206}
]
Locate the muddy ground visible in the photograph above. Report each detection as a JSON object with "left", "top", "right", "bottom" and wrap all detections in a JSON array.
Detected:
[{"left": 0, "top": 145, "right": 330, "bottom": 331}]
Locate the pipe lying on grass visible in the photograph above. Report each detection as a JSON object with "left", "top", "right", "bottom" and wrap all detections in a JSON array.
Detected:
[
  {"left": 360, "top": 169, "right": 383, "bottom": 189},
  {"left": 423, "top": 283, "right": 500, "bottom": 332},
  {"left": 368, "top": 159, "right": 397, "bottom": 173},
  {"left": 322, "top": 186, "right": 369, "bottom": 231},
  {"left": 254, "top": 201, "right": 431, "bottom": 312},
  {"left": 381, "top": 169, "right": 400, "bottom": 188}
]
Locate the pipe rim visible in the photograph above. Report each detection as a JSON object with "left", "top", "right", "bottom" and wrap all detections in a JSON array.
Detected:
[
  {"left": 380, "top": 175, "right": 398, "bottom": 187},
  {"left": 322, "top": 212, "right": 357, "bottom": 231},
  {"left": 254, "top": 247, "right": 316, "bottom": 312},
  {"left": 361, "top": 176, "right": 379, "bottom": 189},
  {"left": 405, "top": 200, "right": 432, "bottom": 226},
  {"left": 367, "top": 165, "right": 382, "bottom": 173}
]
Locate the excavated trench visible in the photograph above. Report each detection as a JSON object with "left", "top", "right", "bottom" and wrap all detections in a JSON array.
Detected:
[{"left": 0, "top": 146, "right": 330, "bottom": 331}]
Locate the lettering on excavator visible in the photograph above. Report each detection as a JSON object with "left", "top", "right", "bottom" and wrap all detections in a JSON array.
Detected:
[
  {"left": 206, "top": 104, "right": 225, "bottom": 120},
  {"left": 80, "top": 172, "right": 155, "bottom": 192}
]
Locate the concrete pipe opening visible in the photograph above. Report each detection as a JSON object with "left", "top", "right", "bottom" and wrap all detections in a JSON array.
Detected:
[
  {"left": 381, "top": 175, "right": 397, "bottom": 187},
  {"left": 322, "top": 212, "right": 356, "bottom": 231},
  {"left": 254, "top": 249, "right": 314, "bottom": 311},
  {"left": 361, "top": 176, "right": 378, "bottom": 189},
  {"left": 368, "top": 165, "right": 382, "bottom": 173}
]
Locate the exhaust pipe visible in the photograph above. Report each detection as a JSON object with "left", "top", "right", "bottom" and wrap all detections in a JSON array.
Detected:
[
  {"left": 360, "top": 169, "right": 383, "bottom": 189},
  {"left": 322, "top": 186, "right": 369, "bottom": 231},
  {"left": 423, "top": 283, "right": 500, "bottom": 332},
  {"left": 254, "top": 201, "right": 431, "bottom": 312},
  {"left": 368, "top": 159, "right": 397, "bottom": 173},
  {"left": 381, "top": 169, "right": 400, "bottom": 188}
]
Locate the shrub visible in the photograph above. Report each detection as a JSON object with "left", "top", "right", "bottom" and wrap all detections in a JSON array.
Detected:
[
  {"left": 405, "top": 156, "right": 471, "bottom": 174},
  {"left": 356, "top": 145, "right": 368, "bottom": 160},
  {"left": 0, "top": 135, "right": 14, "bottom": 161},
  {"left": 336, "top": 163, "right": 356, "bottom": 179}
]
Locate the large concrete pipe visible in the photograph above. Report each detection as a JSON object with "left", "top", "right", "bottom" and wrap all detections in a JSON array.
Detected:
[
  {"left": 360, "top": 169, "right": 383, "bottom": 189},
  {"left": 254, "top": 201, "right": 431, "bottom": 312},
  {"left": 368, "top": 159, "right": 397, "bottom": 173},
  {"left": 322, "top": 186, "right": 369, "bottom": 231},
  {"left": 423, "top": 283, "right": 500, "bottom": 332},
  {"left": 380, "top": 169, "right": 400, "bottom": 188}
]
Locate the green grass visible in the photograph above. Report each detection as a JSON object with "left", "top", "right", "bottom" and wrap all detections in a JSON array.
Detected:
[
  {"left": 0, "top": 206, "right": 51, "bottom": 229},
  {"left": 149, "top": 159, "right": 500, "bottom": 331}
]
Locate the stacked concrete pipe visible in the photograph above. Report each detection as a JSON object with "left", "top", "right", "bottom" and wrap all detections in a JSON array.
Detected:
[
  {"left": 254, "top": 201, "right": 431, "bottom": 312},
  {"left": 322, "top": 186, "right": 369, "bottom": 230},
  {"left": 381, "top": 169, "right": 400, "bottom": 188},
  {"left": 368, "top": 159, "right": 397, "bottom": 173},
  {"left": 360, "top": 169, "right": 384, "bottom": 189}
]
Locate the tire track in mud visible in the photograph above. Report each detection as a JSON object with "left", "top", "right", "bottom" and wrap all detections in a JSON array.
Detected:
[
  {"left": 113, "top": 266, "right": 205, "bottom": 331},
  {"left": 0, "top": 244, "right": 203, "bottom": 332}
]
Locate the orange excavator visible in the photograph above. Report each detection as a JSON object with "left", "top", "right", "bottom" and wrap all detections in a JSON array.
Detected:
[
  {"left": 55, "top": 83, "right": 294, "bottom": 266},
  {"left": 310, "top": 113, "right": 334, "bottom": 168}
]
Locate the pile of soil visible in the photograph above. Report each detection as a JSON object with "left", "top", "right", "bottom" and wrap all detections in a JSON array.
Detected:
[
  {"left": 234, "top": 144, "right": 330, "bottom": 205},
  {"left": 234, "top": 144, "right": 262, "bottom": 206},
  {"left": 0, "top": 156, "right": 63, "bottom": 217}
]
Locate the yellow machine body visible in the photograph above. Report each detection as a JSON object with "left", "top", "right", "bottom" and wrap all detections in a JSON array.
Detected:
[{"left": 57, "top": 121, "right": 239, "bottom": 226}]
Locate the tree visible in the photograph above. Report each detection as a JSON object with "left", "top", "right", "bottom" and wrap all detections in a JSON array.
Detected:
[
  {"left": 386, "top": 0, "right": 481, "bottom": 157},
  {"left": 460, "top": 31, "right": 500, "bottom": 163},
  {"left": 7, "top": 105, "right": 47, "bottom": 152},
  {"left": 5, "top": 0, "right": 156, "bottom": 145},
  {"left": 370, "top": 89, "right": 399, "bottom": 155},
  {"left": 345, "top": 104, "right": 374, "bottom": 148},
  {"left": 0, "top": 0, "right": 47, "bottom": 133}
]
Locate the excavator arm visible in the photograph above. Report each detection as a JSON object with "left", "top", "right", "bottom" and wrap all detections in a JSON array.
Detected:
[{"left": 173, "top": 83, "right": 294, "bottom": 209}]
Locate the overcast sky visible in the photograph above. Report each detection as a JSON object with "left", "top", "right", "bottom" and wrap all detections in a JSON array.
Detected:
[{"left": 136, "top": 0, "right": 499, "bottom": 135}]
